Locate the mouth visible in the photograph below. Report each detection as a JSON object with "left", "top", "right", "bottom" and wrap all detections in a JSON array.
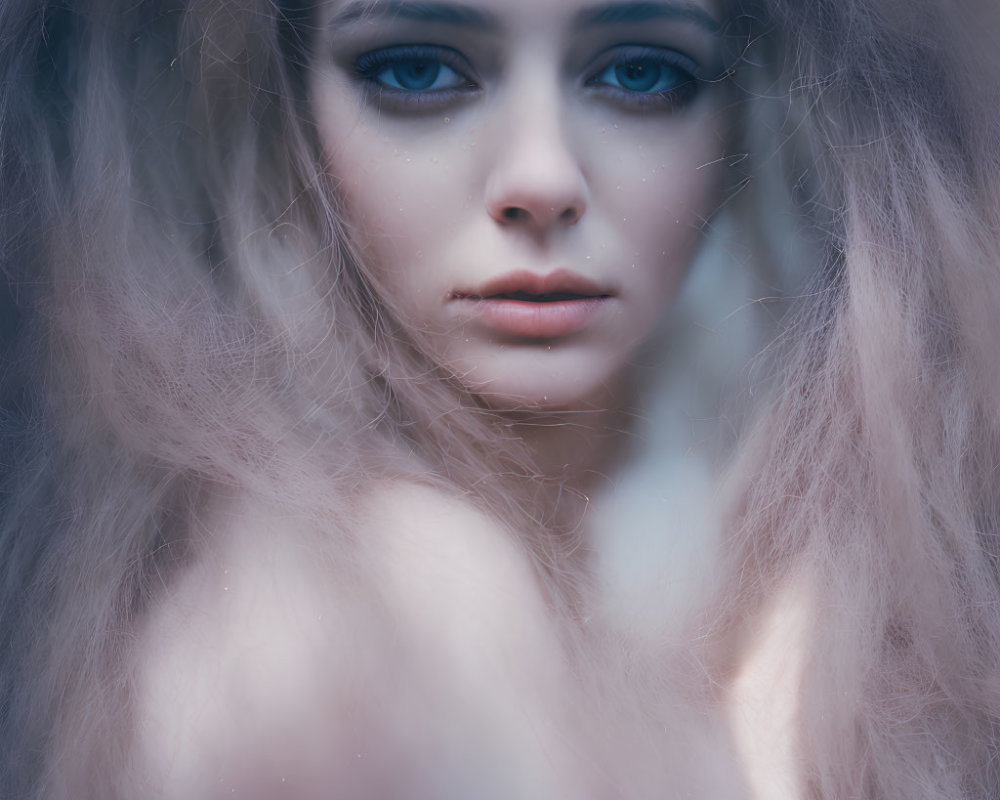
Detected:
[
  {"left": 464, "top": 290, "right": 606, "bottom": 302},
  {"left": 451, "top": 269, "right": 615, "bottom": 339},
  {"left": 454, "top": 269, "right": 614, "bottom": 303}
]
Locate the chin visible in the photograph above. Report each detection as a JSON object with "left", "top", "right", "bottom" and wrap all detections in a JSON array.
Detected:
[
  {"left": 439, "top": 342, "right": 625, "bottom": 413},
  {"left": 465, "top": 374, "right": 615, "bottom": 413}
]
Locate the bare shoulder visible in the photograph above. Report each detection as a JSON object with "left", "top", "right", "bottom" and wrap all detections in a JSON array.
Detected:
[
  {"left": 354, "top": 480, "right": 552, "bottom": 630},
  {"left": 727, "top": 569, "right": 815, "bottom": 800},
  {"left": 128, "top": 483, "right": 574, "bottom": 797},
  {"left": 128, "top": 490, "right": 371, "bottom": 795}
]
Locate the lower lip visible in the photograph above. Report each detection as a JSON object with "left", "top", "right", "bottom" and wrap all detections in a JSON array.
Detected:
[{"left": 466, "top": 297, "right": 609, "bottom": 338}]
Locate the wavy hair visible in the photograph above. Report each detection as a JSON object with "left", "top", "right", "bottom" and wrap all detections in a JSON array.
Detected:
[
  {"left": 0, "top": 0, "right": 562, "bottom": 794},
  {"left": 711, "top": 0, "right": 1000, "bottom": 796},
  {"left": 2, "top": 0, "right": 1000, "bottom": 796}
]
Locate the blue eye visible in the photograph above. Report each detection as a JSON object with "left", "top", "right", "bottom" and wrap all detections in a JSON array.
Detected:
[
  {"left": 353, "top": 45, "right": 478, "bottom": 107},
  {"left": 596, "top": 61, "right": 685, "bottom": 93},
  {"left": 374, "top": 59, "right": 461, "bottom": 92},
  {"left": 587, "top": 47, "right": 701, "bottom": 110}
]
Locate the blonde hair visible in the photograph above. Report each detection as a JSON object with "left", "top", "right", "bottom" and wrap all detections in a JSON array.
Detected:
[
  {"left": 712, "top": 0, "right": 1000, "bottom": 795},
  {"left": 2, "top": 0, "right": 999, "bottom": 796},
  {"left": 0, "top": 0, "right": 556, "bottom": 793}
]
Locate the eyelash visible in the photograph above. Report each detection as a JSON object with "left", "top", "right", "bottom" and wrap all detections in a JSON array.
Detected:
[
  {"left": 351, "top": 44, "right": 702, "bottom": 113},
  {"left": 586, "top": 46, "right": 701, "bottom": 111},
  {"left": 353, "top": 45, "right": 480, "bottom": 111}
]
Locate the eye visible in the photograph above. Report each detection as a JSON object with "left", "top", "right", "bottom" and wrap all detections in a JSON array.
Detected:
[
  {"left": 374, "top": 58, "right": 461, "bottom": 92},
  {"left": 586, "top": 46, "right": 701, "bottom": 111},
  {"left": 353, "top": 45, "right": 479, "bottom": 110},
  {"left": 596, "top": 60, "right": 684, "bottom": 93}
]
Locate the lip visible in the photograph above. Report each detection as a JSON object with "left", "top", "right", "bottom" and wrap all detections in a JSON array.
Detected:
[
  {"left": 458, "top": 269, "right": 613, "bottom": 301},
  {"left": 451, "top": 269, "right": 615, "bottom": 339}
]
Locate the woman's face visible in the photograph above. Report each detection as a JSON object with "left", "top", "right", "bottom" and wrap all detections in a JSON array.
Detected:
[{"left": 310, "top": 0, "right": 733, "bottom": 409}]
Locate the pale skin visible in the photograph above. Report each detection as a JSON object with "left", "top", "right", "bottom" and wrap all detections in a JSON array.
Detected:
[
  {"left": 124, "top": 0, "right": 807, "bottom": 795},
  {"left": 310, "top": 0, "right": 734, "bottom": 487},
  {"left": 130, "top": 485, "right": 594, "bottom": 798}
]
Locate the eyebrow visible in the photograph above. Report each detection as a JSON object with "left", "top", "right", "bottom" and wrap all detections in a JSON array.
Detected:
[
  {"left": 328, "top": 1, "right": 721, "bottom": 36},
  {"left": 575, "top": 2, "right": 722, "bottom": 34},
  {"left": 328, "top": 1, "right": 499, "bottom": 30}
]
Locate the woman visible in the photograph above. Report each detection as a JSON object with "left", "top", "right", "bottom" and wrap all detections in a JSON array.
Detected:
[{"left": 3, "top": 0, "right": 1000, "bottom": 796}]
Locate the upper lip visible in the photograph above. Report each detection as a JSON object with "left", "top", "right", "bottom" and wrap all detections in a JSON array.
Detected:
[{"left": 452, "top": 269, "right": 615, "bottom": 301}]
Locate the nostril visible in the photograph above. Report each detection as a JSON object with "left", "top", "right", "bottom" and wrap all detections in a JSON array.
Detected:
[{"left": 499, "top": 206, "right": 581, "bottom": 225}]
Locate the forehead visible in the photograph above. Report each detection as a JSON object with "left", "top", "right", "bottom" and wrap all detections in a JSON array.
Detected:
[{"left": 322, "top": 0, "right": 724, "bottom": 36}]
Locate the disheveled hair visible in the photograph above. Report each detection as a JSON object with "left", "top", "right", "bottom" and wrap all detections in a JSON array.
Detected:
[
  {"left": 0, "top": 0, "right": 563, "bottom": 794},
  {"left": 2, "top": 0, "right": 1000, "bottom": 796},
  {"left": 710, "top": 0, "right": 1000, "bottom": 795}
]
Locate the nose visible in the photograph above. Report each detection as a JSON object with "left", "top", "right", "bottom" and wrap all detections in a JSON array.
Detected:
[{"left": 484, "top": 101, "right": 588, "bottom": 234}]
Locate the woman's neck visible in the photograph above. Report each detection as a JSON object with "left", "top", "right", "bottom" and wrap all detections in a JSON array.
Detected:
[{"left": 506, "top": 379, "right": 635, "bottom": 498}]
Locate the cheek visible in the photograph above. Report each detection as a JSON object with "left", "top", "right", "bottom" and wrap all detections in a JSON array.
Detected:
[
  {"left": 595, "top": 122, "right": 728, "bottom": 306},
  {"left": 316, "top": 122, "right": 472, "bottom": 307}
]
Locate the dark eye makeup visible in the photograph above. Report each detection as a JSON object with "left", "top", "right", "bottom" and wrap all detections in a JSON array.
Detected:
[
  {"left": 585, "top": 45, "right": 701, "bottom": 111},
  {"left": 349, "top": 42, "right": 704, "bottom": 114},
  {"left": 352, "top": 44, "right": 481, "bottom": 111}
]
